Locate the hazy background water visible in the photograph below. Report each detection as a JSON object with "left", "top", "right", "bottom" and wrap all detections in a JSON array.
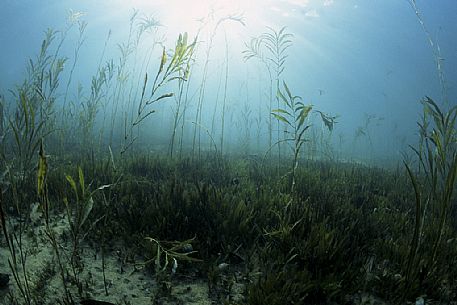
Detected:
[{"left": 1, "top": 0, "right": 456, "bottom": 165}]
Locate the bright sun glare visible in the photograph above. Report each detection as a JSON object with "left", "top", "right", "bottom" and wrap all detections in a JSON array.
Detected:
[{"left": 125, "top": 0, "right": 264, "bottom": 36}]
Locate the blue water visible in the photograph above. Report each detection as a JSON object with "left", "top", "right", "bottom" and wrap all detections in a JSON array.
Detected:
[{"left": 1, "top": 0, "right": 456, "bottom": 164}]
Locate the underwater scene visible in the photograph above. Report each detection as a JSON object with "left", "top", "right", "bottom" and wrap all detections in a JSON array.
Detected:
[{"left": 0, "top": 0, "right": 456, "bottom": 304}]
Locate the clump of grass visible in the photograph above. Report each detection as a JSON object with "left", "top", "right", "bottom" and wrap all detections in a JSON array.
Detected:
[{"left": 403, "top": 97, "right": 457, "bottom": 300}]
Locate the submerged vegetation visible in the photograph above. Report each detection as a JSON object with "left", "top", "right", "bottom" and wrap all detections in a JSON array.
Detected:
[
  {"left": 0, "top": 2, "right": 456, "bottom": 305},
  {"left": 2, "top": 150, "right": 457, "bottom": 304}
]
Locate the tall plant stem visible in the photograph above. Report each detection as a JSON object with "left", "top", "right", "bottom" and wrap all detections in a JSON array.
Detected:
[
  {"left": 192, "top": 14, "right": 244, "bottom": 159},
  {"left": 109, "top": 10, "right": 137, "bottom": 147},
  {"left": 170, "top": 77, "right": 186, "bottom": 158},
  {"left": 220, "top": 31, "right": 229, "bottom": 156},
  {"left": 408, "top": 0, "right": 448, "bottom": 106},
  {"left": 192, "top": 31, "right": 213, "bottom": 159},
  {"left": 178, "top": 71, "right": 194, "bottom": 158},
  {"left": 38, "top": 142, "right": 73, "bottom": 303},
  {"left": 210, "top": 61, "right": 223, "bottom": 151},
  {"left": 63, "top": 20, "right": 87, "bottom": 115}
]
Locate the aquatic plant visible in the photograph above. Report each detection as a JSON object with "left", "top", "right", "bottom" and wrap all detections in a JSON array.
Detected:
[
  {"left": 122, "top": 32, "right": 196, "bottom": 154},
  {"left": 192, "top": 13, "right": 245, "bottom": 159},
  {"left": 63, "top": 167, "right": 110, "bottom": 294},
  {"left": 144, "top": 237, "right": 199, "bottom": 272},
  {"left": 79, "top": 65, "right": 109, "bottom": 149},
  {"left": 249, "top": 177, "right": 368, "bottom": 304},
  {"left": 219, "top": 31, "right": 230, "bottom": 156},
  {"left": 269, "top": 81, "right": 312, "bottom": 192},
  {"left": 401, "top": 2, "right": 455, "bottom": 300},
  {"left": 1, "top": 5, "right": 457, "bottom": 303},
  {"left": 108, "top": 9, "right": 140, "bottom": 146},
  {"left": 243, "top": 26, "right": 293, "bottom": 161},
  {"left": 143, "top": 236, "right": 200, "bottom": 299},
  {"left": 62, "top": 19, "right": 110, "bottom": 151},
  {"left": 0, "top": 95, "right": 6, "bottom": 162},
  {"left": 62, "top": 13, "right": 87, "bottom": 113},
  {"left": 169, "top": 33, "right": 197, "bottom": 158},
  {"left": 96, "top": 10, "right": 162, "bottom": 150},
  {"left": 6, "top": 28, "right": 66, "bottom": 180},
  {"left": 353, "top": 113, "right": 384, "bottom": 160},
  {"left": 127, "top": 13, "right": 163, "bottom": 105},
  {"left": 236, "top": 101, "right": 253, "bottom": 155},
  {"left": 408, "top": 0, "right": 448, "bottom": 106},
  {"left": 314, "top": 110, "right": 339, "bottom": 160},
  {"left": 37, "top": 141, "right": 74, "bottom": 303},
  {"left": 243, "top": 36, "right": 274, "bottom": 152},
  {"left": 2, "top": 135, "right": 454, "bottom": 303},
  {"left": 122, "top": 13, "right": 164, "bottom": 150},
  {"left": 9, "top": 92, "right": 46, "bottom": 178},
  {"left": 0, "top": 186, "right": 33, "bottom": 305},
  {"left": 403, "top": 97, "right": 457, "bottom": 299},
  {"left": 0, "top": 30, "right": 67, "bottom": 299}
]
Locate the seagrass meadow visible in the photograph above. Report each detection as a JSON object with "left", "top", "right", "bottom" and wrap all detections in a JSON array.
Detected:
[{"left": 0, "top": 1, "right": 457, "bottom": 304}]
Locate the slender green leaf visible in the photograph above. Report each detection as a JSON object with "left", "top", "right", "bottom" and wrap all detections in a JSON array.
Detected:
[
  {"left": 66, "top": 174, "right": 78, "bottom": 202},
  {"left": 78, "top": 167, "right": 85, "bottom": 197},
  {"left": 272, "top": 108, "right": 291, "bottom": 116},
  {"left": 283, "top": 81, "right": 292, "bottom": 100},
  {"left": 272, "top": 113, "right": 291, "bottom": 126},
  {"left": 37, "top": 141, "right": 47, "bottom": 197},
  {"left": 80, "top": 197, "right": 93, "bottom": 229}
]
